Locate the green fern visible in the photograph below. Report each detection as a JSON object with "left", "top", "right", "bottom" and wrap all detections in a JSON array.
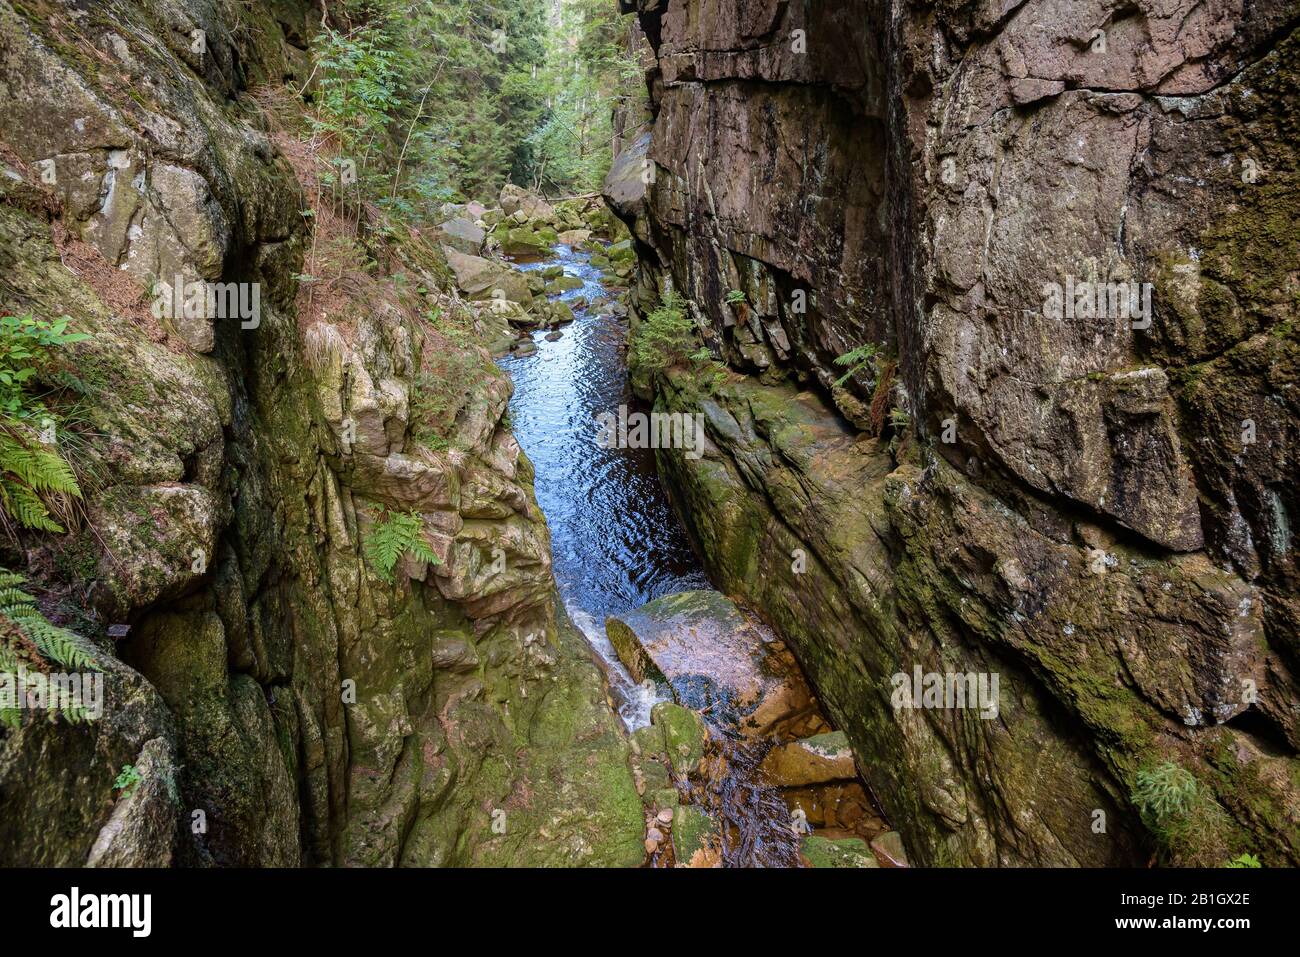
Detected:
[
  {"left": 363, "top": 509, "right": 441, "bottom": 583},
  {"left": 0, "top": 311, "right": 88, "bottom": 536},
  {"left": 1226, "top": 852, "right": 1262, "bottom": 868},
  {"left": 628, "top": 290, "right": 695, "bottom": 375},
  {"left": 833, "top": 343, "right": 878, "bottom": 387},
  {"left": 0, "top": 564, "right": 101, "bottom": 728},
  {"left": 0, "top": 422, "right": 82, "bottom": 534}
]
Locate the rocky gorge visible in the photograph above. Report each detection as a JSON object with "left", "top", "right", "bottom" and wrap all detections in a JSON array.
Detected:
[
  {"left": 605, "top": 0, "right": 1300, "bottom": 866},
  {"left": 0, "top": 0, "right": 1295, "bottom": 874}
]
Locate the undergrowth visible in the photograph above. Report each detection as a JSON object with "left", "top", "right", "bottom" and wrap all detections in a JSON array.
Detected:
[
  {"left": 0, "top": 565, "right": 101, "bottom": 728},
  {"left": 0, "top": 313, "right": 88, "bottom": 537},
  {"left": 363, "top": 509, "right": 441, "bottom": 583}
]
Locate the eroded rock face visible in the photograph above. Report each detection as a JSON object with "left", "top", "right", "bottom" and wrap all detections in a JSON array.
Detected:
[
  {"left": 0, "top": 0, "right": 643, "bottom": 869},
  {"left": 613, "top": 0, "right": 1300, "bottom": 865}
]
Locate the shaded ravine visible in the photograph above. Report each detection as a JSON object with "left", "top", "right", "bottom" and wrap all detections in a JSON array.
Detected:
[
  {"left": 497, "top": 244, "right": 812, "bottom": 867},
  {"left": 497, "top": 244, "right": 709, "bottom": 728}
]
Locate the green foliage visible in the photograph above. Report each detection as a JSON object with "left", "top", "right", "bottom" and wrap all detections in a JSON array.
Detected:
[
  {"left": 363, "top": 509, "right": 441, "bottom": 583},
  {"left": 408, "top": 307, "right": 486, "bottom": 449},
  {"left": 0, "top": 425, "right": 82, "bottom": 533},
  {"left": 1226, "top": 852, "right": 1262, "bottom": 868},
  {"left": 0, "top": 313, "right": 88, "bottom": 420},
  {"left": 113, "top": 764, "right": 142, "bottom": 796},
  {"left": 304, "top": 0, "right": 636, "bottom": 208},
  {"left": 629, "top": 291, "right": 695, "bottom": 374},
  {"left": 0, "top": 313, "right": 86, "bottom": 535},
  {"left": 524, "top": 0, "right": 640, "bottom": 194},
  {"left": 724, "top": 289, "right": 746, "bottom": 305},
  {"left": 1133, "top": 761, "right": 1200, "bottom": 824},
  {"left": 1131, "top": 761, "right": 1227, "bottom": 862},
  {"left": 833, "top": 342, "right": 878, "bottom": 387},
  {"left": 0, "top": 566, "right": 101, "bottom": 728}
]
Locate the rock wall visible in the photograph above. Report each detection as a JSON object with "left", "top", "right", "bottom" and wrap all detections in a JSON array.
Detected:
[
  {"left": 0, "top": 0, "right": 643, "bottom": 867},
  {"left": 610, "top": 0, "right": 1300, "bottom": 865}
]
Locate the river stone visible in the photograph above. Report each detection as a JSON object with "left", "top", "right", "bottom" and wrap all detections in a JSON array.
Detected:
[
  {"left": 652, "top": 702, "right": 708, "bottom": 778},
  {"left": 435, "top": 216, "right": 484, "bottom": 255},
  {"left": 443, "top": 248, "right": 532, "bottom": 305},
  {"left": 631, "top": 723, "right": 666, "bottom": 760},
  {"left": 637, "top": 755, "right": 673, "bottom": 797},
  {"left": 558, "top": 228, "right": 592, "bottom": 246},
  {"left": 606, "top": 238, "right": 635, "bottom": 262},
  {"left": 609, "top": 591, "right": 816, "bottom": 737},
  {"left": 870, "top": 830, "right": 910, "bottom": 868},
  {"left": 500, "top": 183, "right": 555, "bottom": 222},
  {"left": 801, "top": 836, "right": 879, "bottom": 869},
  {"left": 651, "top": 788, "right": 680, "bottom": 809},
  {"left": 671, "top": 804, "right": 717, "bottom": 866},
  {"left": 497, "top": 226, "right": 552, "bottom": 258},
  {"left": 758, "top": 731, "right": 857, "bottom": 787},
  {"left": 547, "top": 274, "right": 584, "bottom": 293},
  {"left": 782, "top": 783, "right": 875, "bottom": 830}
]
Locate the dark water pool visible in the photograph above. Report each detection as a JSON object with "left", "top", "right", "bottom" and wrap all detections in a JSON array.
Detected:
[{"left": 497, "top": 244, "right": 710, "bottom": 726}]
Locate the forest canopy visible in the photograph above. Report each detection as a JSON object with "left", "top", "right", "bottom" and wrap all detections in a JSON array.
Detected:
[{"left": 314, "top": 0, "right": 639, "bottom": 215}]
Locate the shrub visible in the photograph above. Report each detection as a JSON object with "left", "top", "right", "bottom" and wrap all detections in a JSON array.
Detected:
[
  {"left": 628, "top": 290, "right": 695, "bottom": 375},
  {"left": 0, "top": 313, "right": 89, "bottom": 420},
  {"left": 1132, "top": 760, "right": 1228, "bottom": 863}
]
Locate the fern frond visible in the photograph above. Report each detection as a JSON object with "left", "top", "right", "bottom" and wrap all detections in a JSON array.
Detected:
[
  {"left": 0, "top": 565, "right": 100, "bottom": 672},
  {"left": 0, "top": 479, "right": 62, "bottom": 532},
  {"left": 15, "top": 613, "right": 98, "bottom": 670},
  {"left": 363, "top": 509, "right": 442, "bottom": 583}
]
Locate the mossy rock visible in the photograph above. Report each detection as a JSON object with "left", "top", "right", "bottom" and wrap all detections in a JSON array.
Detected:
[
  {"left": 546, "top": 274, "right": 584, "bottom": 293},
  {"left": 801, "top": 835, "right": 879, "bottom": 868},
  {"left": 651, "top": 701, "right": 708, "bottom": 778},
  {"left": 671, "top": 804, "right": 716, "bottom": 864}
]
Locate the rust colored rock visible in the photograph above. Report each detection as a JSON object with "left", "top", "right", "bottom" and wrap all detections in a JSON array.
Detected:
[{"left": 758, "top": 732, "right": 858, "bottom": 787}]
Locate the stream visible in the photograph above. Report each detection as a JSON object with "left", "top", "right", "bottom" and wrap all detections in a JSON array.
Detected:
[
  {"left": 497, "top": 243, "right": 709, "bottom": 729},
  {"left": 496, "top": 242, "right": 884, "bottom": 868}
]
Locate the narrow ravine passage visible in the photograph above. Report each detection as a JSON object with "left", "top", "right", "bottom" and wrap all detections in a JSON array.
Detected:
[
  {"left": 497, "top": 242, "right": 709, "bottom": 727},
  {"left": 497, "top": 241, "right": 895, "bottom": 867}
]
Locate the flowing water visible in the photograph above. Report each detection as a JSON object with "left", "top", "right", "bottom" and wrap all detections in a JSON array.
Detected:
[
  {"left": 497, "top": 243, "right": 851, "bottom": 867},
  {"left": 497, "top": 244, "right": 710, "bottom": 729}
]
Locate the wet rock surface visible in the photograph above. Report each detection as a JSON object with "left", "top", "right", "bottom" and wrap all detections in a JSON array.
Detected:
[
  {"left": 611, "top": 0, "right": 1300, "bottom": 867},
  {"left": 0, "top": 0, "right": 642, "bottom": 868}
]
